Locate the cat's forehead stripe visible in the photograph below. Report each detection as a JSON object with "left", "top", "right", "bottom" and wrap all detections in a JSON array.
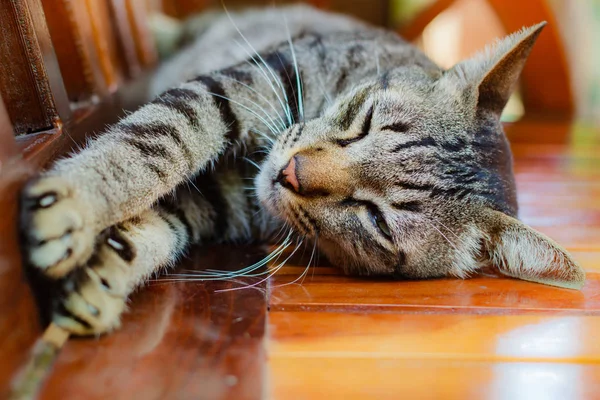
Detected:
[{"left": 334, "top": 88, "right": 371, "bottom": 130}]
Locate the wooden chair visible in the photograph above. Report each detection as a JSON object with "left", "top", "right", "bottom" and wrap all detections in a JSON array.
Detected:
[{"left": 0, "top": 0, "right": 158, "bottom": 396}]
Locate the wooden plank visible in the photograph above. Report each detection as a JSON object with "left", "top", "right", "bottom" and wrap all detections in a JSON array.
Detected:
[
  {"left": 573, "top": 252, "right": 600, "bottom": 273},
  {"left": 269, "top": 311, "right": 600, "bottom": 362},
  {"left": 39, "top": 245, "right": 268, "bottom": 400},
  {"left": 269, "top": 358, "right": 600, "bottom": 400},
  {"left": 14, "top": 64, "right": 154, "bottom": 168},
  {"left": 109, "top": 0, "right": 143, "bottom": 78},
  {"left": 0, "top": 141, "right": 40, "bottom": 399},
  {"left": 0, "top": 94, "right": 17, "bottom": 161},
  {"left": 0, "top": 0, "right": 70, "bottom": 135},
  {"left": 40, "top": 0, "right": 108, "bottom": 103},
  {"left": 270, "top": 273, "right": 600, "bottom": 313},
  {"left": 511, "top": 140, "right": 600, "bottom": 249},
  {"left": 124, "top": 0, "right": 158, "bottom": 68},
  {"left": 41, "top": 0, "right": 143, "bottom": 103},
  {"left": 84, "top": 0, "right": 127, "bottom": 93}
]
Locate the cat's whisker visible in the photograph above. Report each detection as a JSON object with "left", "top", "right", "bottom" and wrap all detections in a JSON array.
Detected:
[
  {"left": 250, "top": 130, "right": 276, "bottom": 149},
  {"left": 265, "top": 221, "right": 291, "bottom": 244},
  {"left": 311, "top": 236, "right": 320, "bottom": 280},
  {"left": 250, "top": 148, "right": 270, "bottom": 154},
  {"left": 176, "top": 245, "right": 293, "bottom": 284},
  {"left": 281, "top": 13, "right": 304, "bottom": 122},
  {"left": 236, "top": 42, "right": 292, "bottom": 127},
  {"left": 226, "top": 96, "right": 280, "bottom": 137},
  {"left": 305, "top": 236, "right": 319, "bottom": 284},
  {"left": 269, "top": 226, "right": 295, "bottom": 255},
  {"left": 243, "top": 157, "right": 262, "bottom": 171},
  {"left": 431, "top": 214, "right": 461, "bottom": 239},
  {"left": 271, "top": 224, "right": 290, "bottom": 243},
  {"left": 270, "top": 50, "right": 298, "bottom": 125},
  {"left": 422, "top": 217, "right": 459, "bottom": 252},
  {"left": 163, "top": 230, "right": 295, "bottom": 281},
  {"left": 225, "top": 5, "right": 293, "bottom": 126},
  {"left": 165, "top": 248, "right": 293, "bottom": 281},
  {"left": 202, "top": 91, "right": 278, "bottom": 139},
  {"left": 273, "top": 235, "right": 317, "bottom": 289},
  {"left": 221, "top": 71, "right": 285, "bottom": 134},
  {"left": 225, "top": 277, "right": 268, "bottom": 293},
  {"left": 186, "top": 178, "right": 202, "bottom": 195},
  {"left": 220, "top": 74, "right": 287, "bottom": 131},
  {"left": 214, "top": 236, "right": 304, "bottom": 292}
]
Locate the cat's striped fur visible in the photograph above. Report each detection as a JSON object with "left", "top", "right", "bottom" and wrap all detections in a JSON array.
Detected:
[{"left": 20, "top": 5, "right": 585, "bottom": 335}]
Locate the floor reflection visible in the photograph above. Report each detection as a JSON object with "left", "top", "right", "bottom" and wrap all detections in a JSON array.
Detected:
[
  {"left": 495, "top": 317, "right": 583, "bottom": 359},
  {"left": 492, "top": 317, "right": 584, "bottom": 399},
  {"left": 491, "top": 363, "right": 583, "bottom": 400}
]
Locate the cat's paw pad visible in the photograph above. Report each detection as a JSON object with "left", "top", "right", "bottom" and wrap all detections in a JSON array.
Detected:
[
  {"left": 20, "top": 176, "right": 95, "bottom": 278},
  {"left": 53, "top": 241, "right": 131, "bottom": 336}
]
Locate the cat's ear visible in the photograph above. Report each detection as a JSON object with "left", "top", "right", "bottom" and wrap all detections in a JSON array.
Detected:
[
  {"left": 444, "top": 22, "right": 546, "bottom": 116},
  {"left": 478, "top": 208, "right": 585, "bottom": 290}
]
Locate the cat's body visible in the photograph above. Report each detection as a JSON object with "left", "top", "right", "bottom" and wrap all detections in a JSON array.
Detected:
[{"left": 20, "top": 5, "right": 584, "bottom": 335}]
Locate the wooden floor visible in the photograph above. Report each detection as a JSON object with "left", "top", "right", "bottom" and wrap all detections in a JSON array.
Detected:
[{"left": 4, "top": 119, "right": 600, "bottom": 399}]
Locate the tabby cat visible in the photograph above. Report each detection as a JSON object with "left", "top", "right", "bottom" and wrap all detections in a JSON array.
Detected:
[{"left": 20, "top": 5, "right": 585, "bottom": 335}]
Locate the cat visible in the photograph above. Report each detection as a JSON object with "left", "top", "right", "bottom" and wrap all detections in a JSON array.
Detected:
[{"left": 19, "top": 5, "right": 585, "bottom": 336}]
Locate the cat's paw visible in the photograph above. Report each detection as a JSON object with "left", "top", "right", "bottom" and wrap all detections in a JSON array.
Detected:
[
  {"left": 52, "top": 238, "right": 131, "bottom": 335},
  {"left": 20, "top": 176, "right": 95, "bottom": 278}
]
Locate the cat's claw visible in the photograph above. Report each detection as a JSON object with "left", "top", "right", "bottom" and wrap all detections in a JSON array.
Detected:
[
  {"left": 20, "top": 176, "right": 95, "bottom": 278},
  {"left": 53, "top": 242, "right": 130, "bottom": 335}
]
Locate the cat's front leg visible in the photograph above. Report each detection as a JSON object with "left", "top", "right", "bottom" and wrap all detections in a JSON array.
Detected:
[
  {"left": 20, "top": 73, "right": 257, "bottom": 279},
  {"left": 47, "top": 167, "right": 259, "bottom": 335},
  {"left": 46, "top": 160, "right": 264, "bottom": 335},
  {"left": 50, "top": 201, "right": 194, "bottom": 335}
]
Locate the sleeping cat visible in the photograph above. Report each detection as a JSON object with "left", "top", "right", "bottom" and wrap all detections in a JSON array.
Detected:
[{"left": 19, "top": 5, "right": 585, "bottom": 335}]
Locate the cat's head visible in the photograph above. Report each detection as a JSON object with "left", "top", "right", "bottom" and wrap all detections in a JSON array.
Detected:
[{"left": 256, "top": 23, "right": 585, "bottom": 289}]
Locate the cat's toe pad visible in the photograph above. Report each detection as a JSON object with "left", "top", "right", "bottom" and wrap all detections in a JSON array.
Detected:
[
  {"left": 21, "top": 176, "right": 95, "bottom": 278},
  {"left": 53, "top": 245, "right": 130, "bottom": 336}
]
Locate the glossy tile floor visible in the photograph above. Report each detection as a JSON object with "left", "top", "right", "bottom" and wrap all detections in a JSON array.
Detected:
[{"left": 6, "top": 120, "right": 600, "bottom": 399}]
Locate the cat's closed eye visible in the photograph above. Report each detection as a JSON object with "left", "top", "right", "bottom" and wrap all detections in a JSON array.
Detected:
[
  {"left": 335, "top": 104, "right": 374, "bottom": 147},
  {"left": 341, "top": 198, "right": 393, "bottom": 241},
  {"left": 366, "top": 203, "right": 393, "bottom": 241}
]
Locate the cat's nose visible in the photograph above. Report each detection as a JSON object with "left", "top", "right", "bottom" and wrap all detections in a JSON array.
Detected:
[{"left": 276, "top": 156, "right": 300, "bottom": 193}]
